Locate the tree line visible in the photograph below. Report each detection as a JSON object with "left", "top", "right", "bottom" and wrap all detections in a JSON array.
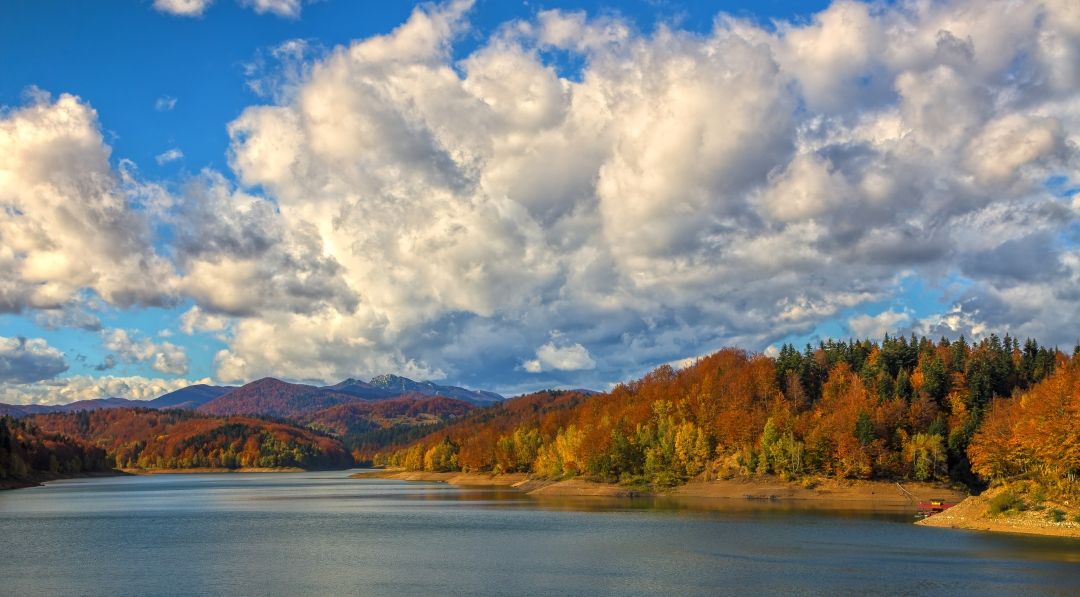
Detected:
[
  {"left": 376, "top": 334, "right": 1077, "bottom": 496},
  {"left": 26, "top": 409, "right": 352, "bottom": 472},
  {"left": 0, "top": 416, "right": 111, "bottom": 486}
]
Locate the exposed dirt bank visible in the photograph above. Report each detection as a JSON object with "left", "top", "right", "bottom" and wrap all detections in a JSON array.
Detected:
[
  {"left": 671, "top": 477, "right": 966, "bottom": 506},
  {"left": 918, "top": 487, "right": 1080, "bottom": 538},
  {"left": 350, "top": 470, "right": 966, "bottom": 507}
]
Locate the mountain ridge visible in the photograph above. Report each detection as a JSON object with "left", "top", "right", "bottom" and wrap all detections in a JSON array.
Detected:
[{"left": 0, "top": 376, "right": 504, "bottom": 418}]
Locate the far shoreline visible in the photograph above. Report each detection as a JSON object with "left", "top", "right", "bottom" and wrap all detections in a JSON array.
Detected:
[
  {"left": 349, "top": 469, "right": 968, "bottom": 509},
  {"left": 2, "top": 466, "right": 339, "bottom": 490},
  {"left": 123, "top": 466, "right": 308, "bottom": 475},
  {"left": 353, "top": 470, "right": 1080, "bottom": 538},
  {"left": 0, "top": 470, "right": 131, "bottom": 491}
]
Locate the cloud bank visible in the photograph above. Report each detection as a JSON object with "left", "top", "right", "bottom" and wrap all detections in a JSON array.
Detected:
[
  {"left": 0, "top": 375, "right": 210, "bottom": 406},
  {"left": 3, "top": 0, "right": 1080, "bottom": 400}
]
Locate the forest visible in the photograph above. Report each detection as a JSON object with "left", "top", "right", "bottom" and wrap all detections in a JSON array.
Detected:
[
  {"left": 27, "top": 409, "right": 352, "bottom": 471},
  {"left": 376, "top": 334, "right": 1078, "bottom": 498},
  {"left": 299, "top": 395, "right": 474, "bottom": 461},
  {"left": 0, "top": 416, "right": 112, "bottom": 487}
]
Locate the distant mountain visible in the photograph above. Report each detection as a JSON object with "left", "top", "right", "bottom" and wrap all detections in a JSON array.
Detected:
[
  {"left": 195, "top": 376, "right": 499, "bottom": 458},
  {"left": 0, "top": 397, "right": 144, "bottom": 417},
  {"left": 54, "top": 397, "right": 146, "bottom": 412},
  {"left": 0, "top": 375, "right": 502, "bottom": 422},
  {"left": 149, "top": 384, "right": 232, "bottom": 410},
  {"left": 0, "top": 403, "right": 50, "bottom": 418},
  {"left": 322, "top": 378, "right": 398, "bottom": 400},
  {"left": 366, "top": 374, "right": 503, "bottom": 404},
  {"left": 197, "top": 378, "right": 358, "bottom": 418},
  {"left": 0, "top": 386, "right": 233, "bottom": 419}
]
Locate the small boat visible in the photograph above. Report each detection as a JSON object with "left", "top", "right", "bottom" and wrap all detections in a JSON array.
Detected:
[{"left": 916, "top": 498, "right": 956, "bottom": 516}]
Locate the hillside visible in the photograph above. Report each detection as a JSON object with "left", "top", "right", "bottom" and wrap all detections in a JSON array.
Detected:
[
  {"left": 302, "top": 395, "right": 474, "bottom": 436},
  {"left": 197, "top": 375, "right": 503, "bottom": 420},
  {"left": 367, "top": 375, "right": 503, "bottom": 404},
  {"left": 966, "top": 362, "right": 1080, "bottom": 501},
  {"left": 197, "top": 378, "right": 358, "bottom": 418},
  {"left": 301, "top": 395, "right": 475, "bottom": 461},
  {"left": 321, "top": 378, "right": 398, "bottom": 400},
  {"left": 377, "top": 335, "right": 1072, "bottom": 494},
  {"left": 0, "top": 403, "right": 53, "bottom": 418},
  {"left": 0, "top": 416, "right": 112, "bottom": 488},
  {"left": 1, "top": 376, "right": 496, "bottom": 467},
  {"left": 149, "top": 384, "right": 232, "bottom": 409},
  {"left": 28, "top": 409, "right": 352, "bottom": 471},
  {"left": 0, "top": 374, "right": 501, "bottom": 421}
]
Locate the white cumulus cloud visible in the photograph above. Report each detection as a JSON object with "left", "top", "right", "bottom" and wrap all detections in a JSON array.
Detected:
[
  {"left": 179, "top": 305, "right": 230, "bottom": 334},
  {"left": 155, "top": 148, "right": 184, "bottom": 164},
  {"left": 242, "top": 0, "right": 302, "bottom": 19},
  {"left": 848, "top": 310, "right": 912, "bottom": 339},
  {"left": 102, "top": 329, "right": 189, "bottom": 376},
  {"left": 7, "top": 0, "right": 1080, "bottom": 393},
  {"left": 153, "top": 0, "right": 212, "bottom": 17},
  {"left": 0, "top": 92, "right": 177, "bottom": 314},
  {"left": 198, "top": 0, "right": 1080, "bottom": 388},
  {"left": 523, "top": 341, "right": 596, "bottom": 373}
]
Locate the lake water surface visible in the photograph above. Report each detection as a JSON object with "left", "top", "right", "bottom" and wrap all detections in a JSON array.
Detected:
[{"left": 1, "top": 470, "right": 1078, "bottom": 596}]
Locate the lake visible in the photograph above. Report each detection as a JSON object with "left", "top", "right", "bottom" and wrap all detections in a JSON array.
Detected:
[{"left": 1, "top": 471, "right": 1078, "bottom": 596}]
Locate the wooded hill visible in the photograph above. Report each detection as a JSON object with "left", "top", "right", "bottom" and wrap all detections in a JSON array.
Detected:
[
  {"left": 0, "top": 373, "right": 496, "bottom": 464},
  {"left": 191, "top": 377, "right": 477, "bottom": 460},
  {"left": 377, "top": 334, "right": 1077, "bottom": 497},
  {"left": 0, "top": 416, "right": 112, "bottom": 488},
  {"left": 26, "top": 409, "right": 352, "bottom": 471}
]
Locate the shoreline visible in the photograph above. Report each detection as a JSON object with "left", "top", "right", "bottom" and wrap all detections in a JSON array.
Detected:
[
  {"left": 2, "top": 467, "right": 317, "bottom": 489},
  {"left": 0, "top": 470, "right": 131, "bottom": 491},
  {"left": 354, "top": 470, "right": 1080, "bottom": 538},
  {"left": 917, "top": 490, "right": 1080, "bottom": 539},
  {"left": 349, "top": 470, "right": 968, "bottom": 509},
  {"left": 124, "top": 466, "right": 308, "bottom": 475}
]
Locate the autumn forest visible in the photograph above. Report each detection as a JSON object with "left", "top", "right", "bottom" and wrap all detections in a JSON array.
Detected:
[
  {"left": 3, "top": 333, "right": 1078, "bottom": 500},
  {"left": 376, "top": 334, "right": 1078, "bottom": 499}
]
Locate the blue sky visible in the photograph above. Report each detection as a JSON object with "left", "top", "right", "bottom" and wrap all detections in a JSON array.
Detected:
[
  {"left": 2, "top": 1, "right": 831, "bottom": 179},
  {"left": 1, "top": 0, "right": 1077, "bottom": 403}
]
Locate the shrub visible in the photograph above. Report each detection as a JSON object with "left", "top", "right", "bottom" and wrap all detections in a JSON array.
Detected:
[
  {"left": 988, "top": 491, "right": 1025, "bottom": 515},
  {"left": 1048, "top": 509, "right": 1065, "bottom": 523}
]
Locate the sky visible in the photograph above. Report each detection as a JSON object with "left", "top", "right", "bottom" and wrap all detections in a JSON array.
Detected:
[{"left": 1, "top": 0, "right": 1078, "bottom": 404}]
